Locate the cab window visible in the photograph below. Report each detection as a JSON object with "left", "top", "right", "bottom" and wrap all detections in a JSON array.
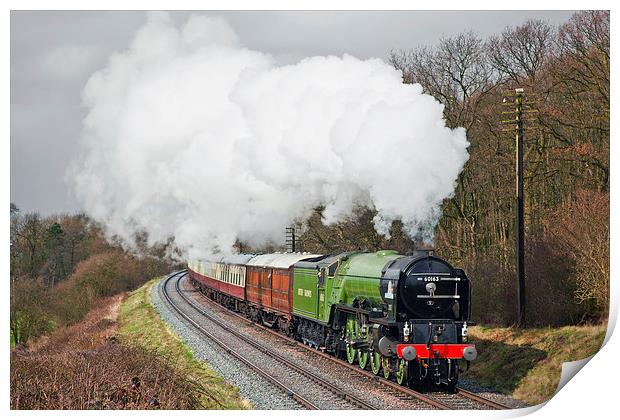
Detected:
[{"left": 328, "top": 262, "right": 339, "bottom": 277}]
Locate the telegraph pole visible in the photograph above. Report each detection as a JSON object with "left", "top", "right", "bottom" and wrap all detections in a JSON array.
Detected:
[
  {"left": 502, "top": 87, "right": 537, "bottom": 327},
  {"left": 514, "top": 88, "right": 526, "bottom": 328}
]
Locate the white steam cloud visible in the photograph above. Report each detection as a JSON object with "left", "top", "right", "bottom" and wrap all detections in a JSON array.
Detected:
[{"left": 70, "top": 12, "right": 469, "bottom": 259}]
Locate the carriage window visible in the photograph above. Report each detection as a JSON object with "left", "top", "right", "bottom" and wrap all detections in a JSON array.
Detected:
[{"left": 328, "top": 262, "right": 339, "bottom": 277}]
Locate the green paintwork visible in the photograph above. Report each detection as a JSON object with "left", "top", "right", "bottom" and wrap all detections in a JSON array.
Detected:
[
  {"left": 292, "top": 250, "right": 401, "bottom": 325},
  {"left": 335, "top": 251, "right": 400, "bottom": 306},
  {"left": 292, "top": 267, "right": 327, "bottom": 320}
]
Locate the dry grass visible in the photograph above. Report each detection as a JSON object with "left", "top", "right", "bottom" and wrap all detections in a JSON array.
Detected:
[
  {"left": 117, "top": 278, "right": 251, "bottom": 409},
  {"left": 10, "top": 279, "right": 249, "bottom": 410},
  {"left": 28, "top": 294, "right": 124, "bottom": 354},
  {"left": 11, "top": 343, "right": 207, "bottom": 409},
  {"left": 462, "top": 323, "right": 607, "bottom": 405}
]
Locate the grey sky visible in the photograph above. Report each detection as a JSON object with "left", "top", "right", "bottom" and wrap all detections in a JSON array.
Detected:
[{"left": 11, "top": 10, "right": 575, "bottom": 215}]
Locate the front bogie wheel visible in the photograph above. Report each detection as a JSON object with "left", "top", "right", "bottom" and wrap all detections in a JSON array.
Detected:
[
  {"left": 446, "top": 360, "right": 459, "bottom": 393},
  {"left": 382, "top": 357, "right": 392, "bottom": 379},
  {"left": 396, "top": 359, "right": 408, "bottom": 386}
]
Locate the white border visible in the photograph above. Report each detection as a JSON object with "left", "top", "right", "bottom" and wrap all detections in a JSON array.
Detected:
[{"left": 5, "top": 2, "right": 617, "bottom": 419}]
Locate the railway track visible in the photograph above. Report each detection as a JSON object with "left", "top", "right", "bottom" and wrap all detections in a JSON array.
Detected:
[
  {"left": 162, "top": 271, "right": 378, "bottom": 410},
  {"left": 177, "top": 273, "right": 512, "bottom": 410}
]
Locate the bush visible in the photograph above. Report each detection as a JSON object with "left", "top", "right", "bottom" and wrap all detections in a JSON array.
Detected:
[
  {"left": 10, "top": 277, "right": 54, "bottom": 345},
  {"left": 524, "top": 235, "right": 582, "bottom": 326},
  {"left": 11, "top": 343, "right": 212, "bottom": 409},
  {"left": 11, "top": 283, "right": 243, "bottom": 410},
  {"left": 48, "top": 251, "right": 170, "bottom": 328},
  {"left": 545, "top": 190, "right": 609, "bottom": 318},
  {"left": 469, "top": 226, "right": 601, "bottom": 327},
  {"left": 468, "top": 256, "right": 516, "bottom": 325},
  {"left": 11, "top": 250, "right": 172, "bottom": 345}
]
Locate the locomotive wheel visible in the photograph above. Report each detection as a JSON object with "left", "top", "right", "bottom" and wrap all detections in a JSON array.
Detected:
[
  {"left": 446, "top": 360, "right": 459, "bottom": 393},
  {"left": 370, "top": 351, "right": 382, "bottom": 375},
  {"left": 345, "top": 320, "right": 357, "bottom": 364},
  {"left": 356, "top": 320, "right": 369, "bottom": 369},
  {"left": 346, "top": 343, "right": 357, "bottom": 363},
  {"left": 396, "top": 359, "right": 408, "bottom": 386},
  {"left": 382, "top": 357, "right": 392, "bottom": 379},
  {"left": 358, "top": 350, "right": 369, "bottom": 369}
]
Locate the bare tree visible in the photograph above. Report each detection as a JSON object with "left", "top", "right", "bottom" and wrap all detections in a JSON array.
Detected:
[
  {"left": 556, "top": 10, "right": 609, "bottom": 106},
  {"left": 539, "top": 11, "right": 610, "bottom": 192},
  {"left": 389, "top": 31, "right": 497, "bottom": 129},
  {"left": 487, "top": 19, "right": 556, "bottom": 85},
  {"left": 12, "top": 213, "right": 50, "bottom": 278}
]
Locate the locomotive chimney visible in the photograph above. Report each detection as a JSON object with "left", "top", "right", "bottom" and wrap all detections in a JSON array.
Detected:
[{"left": 407, "top": 246, "right": 435, "bottom": 256}]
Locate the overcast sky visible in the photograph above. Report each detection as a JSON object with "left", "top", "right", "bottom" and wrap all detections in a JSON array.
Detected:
[{"left": 10, "top": 10, "right": 576, "bottom": 215}]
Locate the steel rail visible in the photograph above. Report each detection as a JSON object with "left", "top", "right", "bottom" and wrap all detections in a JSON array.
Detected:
[
  {"left": 455, "top": 388, "right": 511, "bottom": 410},
  {"left": 183, "top": 276, "right": 450, "bottom": 409},
  {"left": 161, "top": 272, "right": 319, "bottom": 410},
  {"left": 183, "top": 275, "right": 511, "bottom": 410},
  {"left": 171, "top": 273, "right": 377, "bottom": 410}
]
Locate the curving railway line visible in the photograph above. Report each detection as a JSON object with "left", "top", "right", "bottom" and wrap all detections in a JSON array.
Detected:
[
  {"left": 161, "top": 271, "right": 511, "bottom": 410},
  {"left": 163, "top": 271, "right": 377, "bottom": 409}
]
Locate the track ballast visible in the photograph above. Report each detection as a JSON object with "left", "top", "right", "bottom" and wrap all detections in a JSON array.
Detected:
[{"left": 162, "top": 271, "right": 512, "bottom": 410}]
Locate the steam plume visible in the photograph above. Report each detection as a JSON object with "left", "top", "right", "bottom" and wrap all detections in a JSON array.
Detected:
[{"left": 70, "top": 12, "right": 469, "bottom": 259}]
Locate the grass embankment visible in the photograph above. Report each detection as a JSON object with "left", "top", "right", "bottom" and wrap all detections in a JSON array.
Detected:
[
  {"left": 10, "top": 278, "right": 249, "bottom": 409},
  {"left": 117, "top": 278, "right": 251, "bottom": 409},
  {"left": 462, "top": 324, "right": 607, "bottom": 405}
]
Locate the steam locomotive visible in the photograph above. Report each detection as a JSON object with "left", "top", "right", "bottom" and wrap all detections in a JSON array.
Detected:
[{"left": 188, "top": 250, "right": 476, "bottom": 390}]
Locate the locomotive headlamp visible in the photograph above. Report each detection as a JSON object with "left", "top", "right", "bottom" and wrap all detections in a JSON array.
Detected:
[
  {"left": 425, "top": 282, "right": 437, "bottom": 297},
  {"left": 463, "top": 346, "right": 478, "bottom": 361}
]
